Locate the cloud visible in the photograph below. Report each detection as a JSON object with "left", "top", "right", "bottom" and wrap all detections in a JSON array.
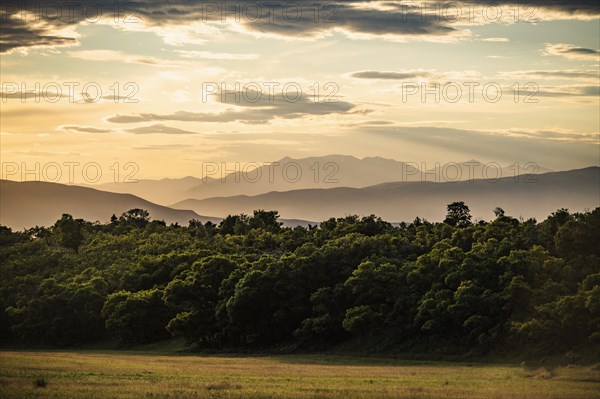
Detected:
[
  {"left": 349, "top": 69, "right": 482, "bottom": 83},
  {"left": 3, "top": 1, "right": 599, "bottom": 52},
  {"left": 58, "top": 123, "right": 203, "bottom": 135},
  {"left": 108, "top": 90, "right": 361, "bottom": 124},
  {"left": 343, "top": 120, "right": 397, "bottom": 127},
  {"left": 543, "top": 43, "right": 600, "bottom": 60},
  {"left": 499, "top": 69, "right": 600, "bottom": 81},
  {"left": 481, "top": 38, "right": 510, "bottom": 42},
  {"left": 58, "top": 125, "right": 111, "bottom": 133},
  {"left": 0, "top": 0, "right": 467, "bottom": 52},
  {"left": 237, "top": 3, "right": 468, "bottom": 42},
  {"left": 0, "top": 10, "right": 79, "bottom": 53},
  {"left": 101, "top": 95, "right": 132, "bottom": 102},
  {"left": 366, "top": 125, "right": 598, "bottom": 144},
  {"left": 124, "top": 124, "right": 200, "bottom": 134},
  {"left": 530, "top": 86, "right": 600, "bottom": 97},
  {"left": 507, "top": 129, "right": 599, "bottom": 143},
  {"left": 0, "top": 90, "right": 60, "bottom": 100},
  {"left": 68, "top": 50, "right": 185, "bottom": 66},
  {"left": 351, "top": 70, "right": 434, "bottom": 80},
  {"left": 174, "top": 50, "right": 258, "bottom": 60},
  {"left": 360, "top": 125, "right": 599, "bottom": 169}
]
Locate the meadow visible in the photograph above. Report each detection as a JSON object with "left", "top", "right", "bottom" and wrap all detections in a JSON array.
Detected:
[{"left": 0, "top": 351, "right": 598, "bottom": 399}]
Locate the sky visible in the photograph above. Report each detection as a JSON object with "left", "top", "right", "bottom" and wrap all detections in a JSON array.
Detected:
[{"left": 1, "top": 0, "right": 599, "bottom": 182}]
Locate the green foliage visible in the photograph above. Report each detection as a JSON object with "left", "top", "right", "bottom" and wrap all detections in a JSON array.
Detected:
[
  {"left": 1, "top": 205, "right": 598, "bottom": 356},
  {"left": 102, "top": 288, "right": 173, "bottom": 344},
  {"left": 6, "top": 277, "right": 106, "bottom": 345}
]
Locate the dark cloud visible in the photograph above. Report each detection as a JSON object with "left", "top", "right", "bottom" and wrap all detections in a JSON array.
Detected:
[
  {"left": 2, "top": 1, "right": 598, "bottom": 53},
  {"left": 101, "top": 95, "right": 132, "bottom": 101},
  {"left": 0, "top": 13, "right": 78, "bottom": 53},
  {"left": 544, "top": 43, "right": 600, "bottom": 60},
  {"left": 108, "top": 90, "right": 360, "bottom": 124},
  {"left": 344, "top": 120, "right": 397, "bottom": 127},
  {"left": 518, "top": 0, "right": 600, "bottom": 14},
  {"left": 351, "top": 70, "right": 433, "bottom": 80},
  {"left": 358, "top": 120, "right": 395, "bottom": 125},
  {"left": 500, "top": 70, "right": 599, "bottom": 80},
  {"left": 237, "top": 3, "right": 459, "bottom": 38},
  {"left": 60, "top": 125, "right": 111, "bottom": 133},
  {"left": 564, "top": 47, "right": 599, "bottom": 55},
  {"left": 526, "top": 86, "right": 600, "bottom": 97},
  {"left": 124, "top": 124, "right": 200, "bottom": 134}
]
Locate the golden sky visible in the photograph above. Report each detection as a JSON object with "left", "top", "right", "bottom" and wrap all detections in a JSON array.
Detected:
[{"left": 1, "top": 1, "right": 599, "bottom": 182}]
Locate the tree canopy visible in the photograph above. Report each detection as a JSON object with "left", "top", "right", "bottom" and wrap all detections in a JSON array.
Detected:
[{"left": 1, "top": 205, "right": 598, "bottom": 357}]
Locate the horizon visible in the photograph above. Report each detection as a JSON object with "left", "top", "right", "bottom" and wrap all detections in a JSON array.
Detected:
[
  {"left": 4, "top": 153, "right": 599, "bottom": 184},
  {"left": 1, "top": 1, "right": 599, "bottom": 182}
]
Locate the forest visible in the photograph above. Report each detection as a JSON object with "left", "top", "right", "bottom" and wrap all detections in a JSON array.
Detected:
[{"left": 1, "top": 203, "right": 598, "bottom": 358}]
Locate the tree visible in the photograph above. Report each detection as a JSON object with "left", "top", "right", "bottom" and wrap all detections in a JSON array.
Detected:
[
  {"left": 119, "top": 208, "right": 150, "bottom": 228},
  {"left": 102, "top": 289, "right": 173, "bottom": 344},
  {"left": 250, "top": 210, "right": 282, "bottom": 232},
  {"left": 493, "top": 207, "right": 505, "bottom": 218},
  {"left": 163, "top": 256, "right": 238, "bottom": 344},
  {"left": 7, "top": 278, "right": 106, "bottom": 345},
  {"left": 53, "top": 214, "right": 86, "bottom": 251},
  {"left": 2, "top": 205, "right": 599, "bottom": 356},
  {"left": 219, "top": 215, "right": 249, "bottom": 235},
  {"left": 444, "top": 202, "right": 472, "bottom": 228},
  {"left": 342, "top": 305, "right": 383, "bottom": 336}
]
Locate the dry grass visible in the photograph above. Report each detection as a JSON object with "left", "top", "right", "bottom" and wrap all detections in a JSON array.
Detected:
[{"left": 0, "top": 350, "right": 598, "bottom": 398}]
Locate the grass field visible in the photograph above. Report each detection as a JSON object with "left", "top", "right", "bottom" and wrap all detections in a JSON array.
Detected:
[{"left": 0, "top": 351, "right": 598, "bottom": 399}]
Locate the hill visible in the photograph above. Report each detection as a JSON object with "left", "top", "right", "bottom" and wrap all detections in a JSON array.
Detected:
[
  {"left": 91, "top": 155, "right": 551, "bottom": 205},
  {"left": 172, "top": 167, "right": 600, "bottom": 222},
  {"left": 0, "top": 180, "right": 218, "bottom": 230}
]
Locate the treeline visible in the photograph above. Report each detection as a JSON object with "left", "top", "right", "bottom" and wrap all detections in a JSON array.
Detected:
[{"left": 0, "top": 204, "right": 598, "bottom": 356}]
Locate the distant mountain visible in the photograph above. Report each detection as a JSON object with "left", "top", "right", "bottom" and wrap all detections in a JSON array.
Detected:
[
  {"left": 172, "top": 167, "right": 600, "bottom": 223},
  {"left": 0, "top": 180, "right": 316, "bottom": 230},
  {"left": 84, "top": 176, "right": 204, "bottom": 206},
  {"left": 0, "top": 180, "right": 219, "bottom": 230},
  {"left": 181, "top": 155, "right": 417, "bottom": 201},
  {"left": 425, "top": 160, "right": 554, "bottom": 182},
  {"left": 91, "top": 155, "right": 553, "bottom": 205}
]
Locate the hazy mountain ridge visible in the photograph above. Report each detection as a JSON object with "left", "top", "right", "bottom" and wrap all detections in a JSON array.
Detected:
[
  {"left": 0, "top": 180, "right": 315, "bottom": 230},
  {"left": 88, "top": 155, "right": 553, "bottom": 205},
  {"left": 81, "top": 175, "right": 205, "bottom": 206},
  {"left": 0, "top": 180, "right": 217, "bottom": 230},
  {"left": 3, "top": 166, "right": 594, "bottom": 230},
  {"left": 172, "top": 167, "right": 599, "bottom": 223}
]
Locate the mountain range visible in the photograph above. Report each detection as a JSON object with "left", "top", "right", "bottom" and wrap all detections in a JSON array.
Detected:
[
  {"left": 89, "top": 156, "right": 553, "bottom": 206},
  {"left": 172, "top": 167, "right": 599, "bottom": 223},
  {"left": 0, "top": 180, "right": 218, "bottom": 230},
  {"left": 1, "top": 162, "right": 597, "bottom": 229}
]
